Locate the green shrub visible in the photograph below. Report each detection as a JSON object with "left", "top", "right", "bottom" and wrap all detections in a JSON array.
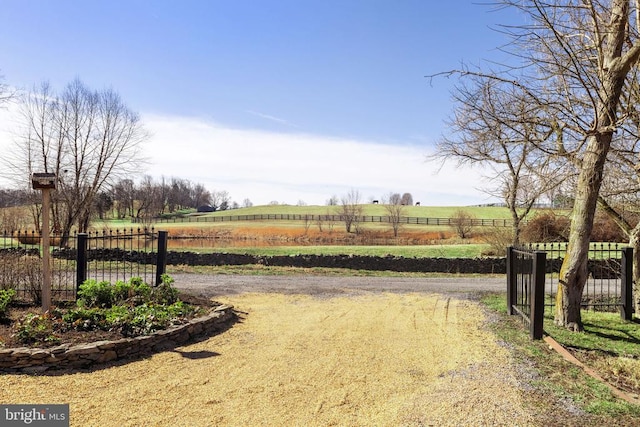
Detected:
[
  {"left": 0, "top": 288, "right": 16, "bottom": 320},
  {"left": 166, "top": 300, "right": 197, "bottom": 318},
  {"left": 130, "top": 277, "right": 152, "bottom": 303},
  {"left": 113, "top": 280, "right": 133, "bottom": 304},
  {"left": 15, "top": 312, "right": 60, "bottom": 345},
  {"left": 151, "top": 275, "right": 178, "bottom": 305},
  {"left": 521, "top": 212, "right": 570, "bottom": 243},
  {"left": 120, "top": 303, "right": 170, "bottom": 336},
  {"left": 61, "top": 274, "right": 195, "bottom": 337},
  {"left": 61, "top": 307, "right": 107, "bottom": 331},
  {"left": 104, "top": 305, "right": 130, "bottom": 326},
  {"left": 78, "top": 279, "right": 114, "bottom": 308}
]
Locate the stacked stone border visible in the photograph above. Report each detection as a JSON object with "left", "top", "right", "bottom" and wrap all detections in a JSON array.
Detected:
[
  {"left": 165, "top": 252, "right": 509, "bottom": 274},
  {"left": 0, "top": 305, "right": 236, "bottom": 374}
]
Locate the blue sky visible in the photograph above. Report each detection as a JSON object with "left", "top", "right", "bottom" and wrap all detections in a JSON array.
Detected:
[{"left": 0, "top": 1, "right": 519, "bottom": 206}]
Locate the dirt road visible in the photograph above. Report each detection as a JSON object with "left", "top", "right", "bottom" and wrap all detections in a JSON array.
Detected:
[
  {"left": 171, "top": 273, "right": 506, "bottom": 297},
  {"left": 1, "top": 275, "right": 541, "bottom": 426}
]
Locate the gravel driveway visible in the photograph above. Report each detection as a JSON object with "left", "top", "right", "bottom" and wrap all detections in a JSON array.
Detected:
[
  {"left": 2, "top": 274, "right": 552, "bottom": 426},
  {"left": 171, "top": 273, "right": 506, "bottom": 298}
]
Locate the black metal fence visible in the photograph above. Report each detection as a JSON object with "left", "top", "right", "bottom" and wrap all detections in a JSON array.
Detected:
[
  {"left": 0, "top": 229, "right": 168, "bottom": 303},
  {"left": 507, "top": 247, "right": 546, "bottom": 339},
  {"left": 138, "top": 213, "right": 516, "bottom": 227},
  {"left": 508, "top": 243, "right": 634, "bottom": 339},
  {"left": 524, "top": 242, "right": 633, "bottom": 317}
]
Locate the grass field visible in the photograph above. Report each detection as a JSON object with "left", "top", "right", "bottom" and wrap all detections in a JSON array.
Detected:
[
  {"left": 201, "top": 204, "right": 518, "bottom": 218},
  {"left": 87, "top": 204, "right": 538, "bottom": 258}
]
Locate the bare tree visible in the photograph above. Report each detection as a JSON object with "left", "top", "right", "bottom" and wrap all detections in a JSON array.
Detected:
[
  {"left": 326, "top": 195, "right": 339, "bottom": 206},
  {"left": 113, "top": 179, "right": 135, "bottom": 218},
  {"left": 93, "top": 191, "right": 113, "bottom": 220},
  {"left": 211, "top": 190, "right": 231, "bottom": 211},
  {"left": 433, "top": 0, "right": 640, "bottom": 331},
  {"left": 432, "top": 77, "right": 564, "bottom": 246},
  {"left": 384, "top": 192, "right": 406, "bottom": 237},
  {"left": 592, "top": 90, "right": 640, "bottom": 312},
  {"left": 400, "top": 193, "right": 413, "bottom": 206},
  {"left": 0, "top": 71, "right": 14, "bottom": 106},
  {"left": 166, "top": 177, "right": 192, "bottom": 213},
  {"left": 7, "top": 79, "right": 147, "bottom": 241},
  {"left": 450, "top": 209, "right": 475, "bottom": 239},
  {"left": 134, "top": 175, "right": 159, "bottom": 221},
  {"left": 339, "top": 189, "right": 363, "bottom": 233},
  {"left": 191, "top": 183, "right": 211, "bottom": 208}
]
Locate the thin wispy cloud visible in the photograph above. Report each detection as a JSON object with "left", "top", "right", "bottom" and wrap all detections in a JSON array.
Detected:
[{"left": 245, "top": 110, "right": 299, "bottom": 128}]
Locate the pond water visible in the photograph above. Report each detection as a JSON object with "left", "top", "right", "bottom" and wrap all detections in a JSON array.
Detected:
[{"left": 166, "top": 237, "right": 435, "bottom": 250}]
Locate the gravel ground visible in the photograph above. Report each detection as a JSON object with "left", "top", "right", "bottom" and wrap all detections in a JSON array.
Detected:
[
  {"left": 170, "top": 273, "right": 507, "bottom": 298},
  {"left": 0, "top": 275, "right": 557, "bottom": 426}
]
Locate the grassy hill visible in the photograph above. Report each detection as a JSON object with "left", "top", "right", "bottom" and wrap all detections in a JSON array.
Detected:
[{"left": 199, "top": 204, "right": 521, "bottom": 220}]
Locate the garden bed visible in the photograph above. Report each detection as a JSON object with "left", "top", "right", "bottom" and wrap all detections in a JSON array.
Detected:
[
  {"left": 0, "top": 293, "right": 236, "bottom": 373},
  {"left": 0, "top": 292, "right": 218, "bottom": 349}
]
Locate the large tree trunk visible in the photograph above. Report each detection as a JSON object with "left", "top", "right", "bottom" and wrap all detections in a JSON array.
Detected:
[
  {"left": 555, "top": 0, "right": 636, "bottom": 329},
  {"left": 556, "top": 132, "right": 612, "bottom": 331}
]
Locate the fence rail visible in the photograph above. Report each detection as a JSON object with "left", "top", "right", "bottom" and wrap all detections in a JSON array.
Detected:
[
  {"left": 135, "top": 214, "right": 516, "bottom": 227},
  {"left": 0, "top": 229, "right": 167, "bottom": 303},
  {"left": 524, "top": 242, "right": 633, "bottom": 317},
  {"left": 508, "top": 243, "right": 634, "bottom": 340},
  {"left": 507, "top": 247, "right": 545, "bottom": 339}
]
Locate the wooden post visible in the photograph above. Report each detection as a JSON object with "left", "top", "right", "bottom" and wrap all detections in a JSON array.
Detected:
[
  {"left": 31, "top": 172, "right": 56, "bottom": 313},
  {"left": 41, "top": 188, "right": 52, "bottom": 313}
]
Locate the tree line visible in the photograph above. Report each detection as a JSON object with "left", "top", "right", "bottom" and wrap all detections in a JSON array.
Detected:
[{"left": 107, "top": 177, "right": 234, "bottom": 221}]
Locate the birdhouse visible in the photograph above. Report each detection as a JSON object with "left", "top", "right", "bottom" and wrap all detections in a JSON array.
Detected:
[{"left": 31, "top": 173, "right": 57, "bottom": 190}]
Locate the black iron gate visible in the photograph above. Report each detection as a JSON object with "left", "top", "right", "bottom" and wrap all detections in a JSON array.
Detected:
[
  {"left": 0, "top": 228, "right": 168, "bottom": 303},
  {"left": 507, "top": 247, "right": 546, "bottom": 340}
]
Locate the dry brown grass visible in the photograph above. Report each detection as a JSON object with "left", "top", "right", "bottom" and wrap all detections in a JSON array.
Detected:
[{"left": 165, "top": 224, "right": 455, "bottom": 246}]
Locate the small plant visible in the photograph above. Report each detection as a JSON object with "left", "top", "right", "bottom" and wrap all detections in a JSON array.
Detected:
[
  {"left": 78, "top": 279, "right": 114, "bottom": 308},
  {"left": 14, "top": 312, "right": 60, "bottom": 345},
  {"left": 113, "top": 280, "right": 133, "bottom": 304},
  {"left": 129, "top": 277, "right": 152, "bottom": 303},
  {"left": 0, "top": 288, "right": 16, "bottom": 320},
  {"left": 6, "top": 274, "right": 202, "bottom": 345},
  {"left": 61, "top": 307, "right": 107, "bottom": 331},
  {"left": 104, "top": 305, "right": 130, "bottom": 326},
  {"left": 150, "top": 274, "right": 179, "bottom": 305}
]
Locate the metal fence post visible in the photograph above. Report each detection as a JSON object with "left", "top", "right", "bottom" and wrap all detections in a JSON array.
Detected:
[
  {"left": 507, "top": 246, "right": 515, "bottom": 315},
  {"left": 621, "top": 247, "right": 633, "bottom": 321},
  {"left": 155, "top": 230, "right": 168, "bottom": 286},
  {"left": 531, "top": 251, "right": 546, "bottom": 340},
  {"left": 76, "top": 233, "right": 88, "bottom": 297}
]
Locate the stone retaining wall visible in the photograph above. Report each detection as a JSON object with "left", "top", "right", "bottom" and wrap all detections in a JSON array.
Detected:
[
  {"left": 0, "top": 305, "right": 235, "bottom": 374},
  {"left": 52, "top": 248, "right": 508, "bottom": 274},
  {"left": 165, "top": 252, "right": 509, "bottom": 274}
]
